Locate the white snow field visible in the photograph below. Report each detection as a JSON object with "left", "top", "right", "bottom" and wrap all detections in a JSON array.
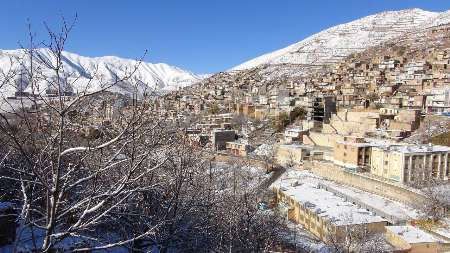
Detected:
[
  {"left": 0, "top": 48, "right": 203, "bottom": 97},
  {"left": 233, "top": 9, "right": 449, "bottom": 71}
]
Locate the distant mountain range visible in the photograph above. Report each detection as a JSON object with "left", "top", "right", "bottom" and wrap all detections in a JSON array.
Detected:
[
  {"left": 232, "top": 8, "right": 450, "bottom": 71},
  {"left": 0, "top": 48, "right": 203, "bottom": 97},
  {"left": 2, "top": 8, "right": 450, "bottom": 98}
]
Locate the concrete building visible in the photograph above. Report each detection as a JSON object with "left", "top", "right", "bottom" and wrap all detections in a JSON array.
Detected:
[
  {"left": 426, "top": 88, "right": 450, "bottom": 113},
  {"left": 323, "top": 109, "right": 379, "bottom": 136},
  {"left": 389, "top": 109, "right": 421, "bottom": 132},
  {"left": 370, "top": 144, "right": 450, "bottom": 184},
  {"left": 211, "top": 129, "right": 236, "bottom": 151},
  {"left": 273, "top": 171, "right": 387, "bottom": 243},
  {"left": 333, "top": 136, "right": 372, "bottom": 171},
  {"left": 276, "top": 144, "right": 313, "bottom": 166},
  {"left": 306, "top": 96, "right": 337, "bottom": 123},
  {"left": 226, "top": 141, "right": 253, "bottom": 157}
]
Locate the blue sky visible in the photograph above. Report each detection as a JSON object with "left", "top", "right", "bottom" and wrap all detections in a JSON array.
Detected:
[{"left": 1, "top": 1, "right": 450, "bottom": 74}]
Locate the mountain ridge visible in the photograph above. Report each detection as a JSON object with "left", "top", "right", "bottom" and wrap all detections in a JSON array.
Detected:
[
  {"left": 231, "top": 8, "right": 449, "bottom": 71},
  {"left": 0, "top": 48, "right": 203, "bottom": 97}
]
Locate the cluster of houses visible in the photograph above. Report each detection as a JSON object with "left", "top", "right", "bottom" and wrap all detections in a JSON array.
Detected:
[
  {"left": 156, "top": 25, "right": 450, "bottom": 125},
  {"left": 142, "top": 25, "right": 450, "bottom": 252},
  {"left": 277, "top": 109, "right": 450, "bottom": 185}
]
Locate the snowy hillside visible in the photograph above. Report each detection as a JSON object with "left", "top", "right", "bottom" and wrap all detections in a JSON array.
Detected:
[
  {"left": 232, "top": 8, "right": 448, "bottom": 71},
  {"left": 0, "top": 48, "right": 202, "bottom": 97}
]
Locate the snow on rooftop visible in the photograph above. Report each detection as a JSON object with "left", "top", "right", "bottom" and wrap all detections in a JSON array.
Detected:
[
  {"left": 273, "top": 170, "right": 386, "bottom": 226},
  {"left": 279, "top": 144, "right": 314, "bottom": 150},
  {"left": 335, "top": 141, "right": 374, "bottom": 148},
  {"left": 390, "top": 144, "right": 450, "bottom": 154},
  {"left": 322, "top": 183, "right": 420, "bottom": 221},
  {"left": 285, "top": 128, "right": 304, "bottom": 133},
  {"left": 273, "top": 170, "right": 420, "bottom": 224},
  {"left": 339, "top": 137, "right": 450, "bottom": 154},
  {"left": 386, "top": 226, "right": 442, "bottom": 244}
]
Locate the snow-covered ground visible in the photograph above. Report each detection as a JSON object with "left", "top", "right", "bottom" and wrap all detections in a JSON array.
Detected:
[
  {"left": 405, "top": 116, "right": 450, "bottom": 144},
  {"left": 252, "top": 143, "right": 275, "bottom": 157},
  {"left": 212, "top": 162, "right": 271, "bottom": 191},
  {"left": 0, "top": 225, "right": 130, "bottom": 253},
  {"left": 433, "top": 218, "right": 450, "bottom": 240},
  {"left": 232, "top": 8, "right": 448, "bottom": 71},
  {"left": 282, "top": 222, "right": 329, "bottom": 253}
]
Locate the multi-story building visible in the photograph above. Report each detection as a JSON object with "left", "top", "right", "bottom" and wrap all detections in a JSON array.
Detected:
[
  {"left": 370, "top": 144, "right": 450, "bottom": 184},
  {"left": 426, "top": 88, "right": 450, "bottom": 113},
  {"left": 273, "top": 172, "right": 387, "bottom": 243},
  {"left": 211, "top": 129, "right": 236, "bottom": 151},
  {"left": 333, "top": 136, "right": 372, "bottom": 170}
]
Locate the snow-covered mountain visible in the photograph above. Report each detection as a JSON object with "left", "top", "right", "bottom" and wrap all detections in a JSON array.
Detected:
[
  {"left": 232, "top": 8, "right": 449, "bottom": 71},
  {"left": 0, "top": 48, "right": 202, "bottom": 97}
]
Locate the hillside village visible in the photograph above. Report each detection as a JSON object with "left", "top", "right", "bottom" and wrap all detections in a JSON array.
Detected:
[
  {"left": 136, "top": 23, "right": 450, "bottom": 252},
  {"left": 1, "top": 7, "right": 450, "bottom": 253}
]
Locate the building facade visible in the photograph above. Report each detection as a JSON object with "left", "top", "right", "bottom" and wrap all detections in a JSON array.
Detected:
[{"left": 371, "top": 144, "right": 450, "bottom": 184}]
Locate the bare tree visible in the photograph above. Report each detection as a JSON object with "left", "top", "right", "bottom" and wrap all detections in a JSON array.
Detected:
[
  {"left": 0, "top": 18, "right": 292, "bottom": 253},
  {"left": 255, "top": 143, "right": 278, "bottom": 173},
  {"left": 326, "top": 221, "right": 389, "bottom": 253},
  {"left": 412, "top": 175, "right": 450, "bottom": 222},
  {"left": 0, "top": 18, "right": 171, "bottom": 252}
]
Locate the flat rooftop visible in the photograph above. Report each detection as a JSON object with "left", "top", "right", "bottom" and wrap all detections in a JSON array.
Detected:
[
  {"left": 279, "top": 144, "right": 314, "bottom": 150},
  {"left": 273, "top": 171, "right": 386, "bottom": 226},
  {"left": 338, "top": 138, "right": 450, "bottom": 154},
  {"left": 390, "top": 144, "right": 450, "bottom": 154},
  {"left": 386, "top": 226, "right": 442, "bottom": 244}
]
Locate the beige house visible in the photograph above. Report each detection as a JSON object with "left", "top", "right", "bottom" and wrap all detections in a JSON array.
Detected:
[
  {"left": 333, "top": 136, "right": 372, "bottom": 170},
  {"left": 370, "top": 144, "right": 450, "bottom": 184},
  {"left": 276, "top": 144, "right": 313, "bottom": 166},
  {"left": 226, "top": 141, "right": 253, "bottom": 157},
  {"left": 323, "top": 110, "right": 379, "bottom": 136},
  {"left": 388, "top": 109, "right": 421, "bottom": 132}
]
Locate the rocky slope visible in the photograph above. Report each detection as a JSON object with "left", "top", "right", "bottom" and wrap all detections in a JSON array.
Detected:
[{"left": 232, "top": 8, "right": 447, "bottom": 71}]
